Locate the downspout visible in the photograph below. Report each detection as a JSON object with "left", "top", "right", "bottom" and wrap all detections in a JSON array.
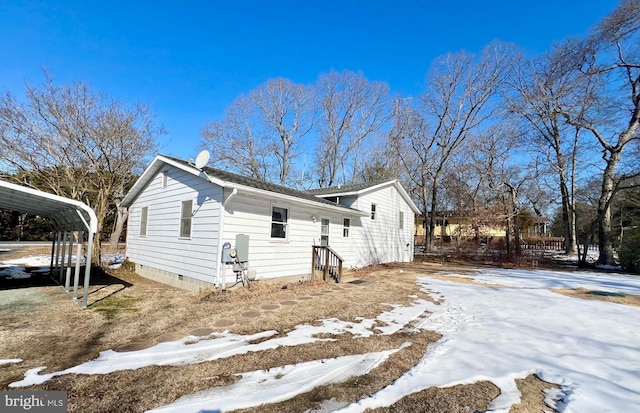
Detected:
[{"left": 216, "top": 187, "right": 238, "bottom": 289}]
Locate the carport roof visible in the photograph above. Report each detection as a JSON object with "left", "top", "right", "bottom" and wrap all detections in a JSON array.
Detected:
[{"left": 0, "top": 179, "right": 97, "bottom": 233}]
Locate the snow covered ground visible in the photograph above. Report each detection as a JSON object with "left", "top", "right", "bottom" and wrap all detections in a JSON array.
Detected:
[{"left": 5, "top": 263, "right": 640, "bottom": 412}]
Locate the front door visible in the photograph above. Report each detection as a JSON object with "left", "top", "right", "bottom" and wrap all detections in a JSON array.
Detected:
[{"left": 320, "top": 218, "right": 329, "bottom": 246}]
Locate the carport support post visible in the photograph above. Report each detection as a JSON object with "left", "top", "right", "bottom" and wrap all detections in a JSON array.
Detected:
[
  {"left": 54, "top": 231, "right": 62, "bottom": 278},
  {"left": 49, "top": 233, "right": 57, "bottom": 277},
  {"left": 73, "top": 230, "right": 83, "bottom": 299},
  {"left": 59, "top": 231, "right": 68, "bottom": 284},
  {"left": 64, "top": 231, "right": 73, "bottom": 291},
  {"left": 81, "top": 233, "right": 94, "bottom": 307}
]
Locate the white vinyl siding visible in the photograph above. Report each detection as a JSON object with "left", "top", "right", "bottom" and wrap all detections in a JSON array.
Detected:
[
  {"left": 139, "top": 206, "right": 148, "bottom": 236},
  {"left": 125, "top": 166, "right": 222, "bottom": 284},
  {"left": 180, "top": 200, "right": 193, "bottom": 238}
]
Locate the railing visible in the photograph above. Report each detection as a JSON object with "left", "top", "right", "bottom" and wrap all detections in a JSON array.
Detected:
[{"left": 312, "top": 245, "right": 343, "bottom": 283}]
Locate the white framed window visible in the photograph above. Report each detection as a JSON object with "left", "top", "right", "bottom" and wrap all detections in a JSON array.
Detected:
[
  {"left": 139, "top": 206, "right": 148, "bottom": 237},
  {"left": 399, "top": 211, "right": 404, "bottom": 229},
  {"left": 271, "top": 205, "right": 289, "bottom": 239},
  {"left": 371, "top": 203, "right": 377, "bottom": 220},
  {"left": 343, "top": 218, "right": 350, "bottom": 237},
  {"left": 180, "top": 200, "right": 193, "bottom": 238},
  {"left": 320, "top": 218, "right": 330, "bottom": 245},
  {"left": 161, "top": 170, "right": 168, "bottom": 188}
]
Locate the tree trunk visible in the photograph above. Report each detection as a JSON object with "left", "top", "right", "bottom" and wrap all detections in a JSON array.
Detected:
[
  {"left": 426, "top": 183, "right": 439, "bottom": 252},
  {"left": 105, "top": 206, "right": 128, "bottom": 254}
]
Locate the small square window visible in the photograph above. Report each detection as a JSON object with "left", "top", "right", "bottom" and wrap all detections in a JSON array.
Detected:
[
  {"left": 399, "top": 211, "right": 404, "bottom": 229},
  {"left": 343, "top": 218, "right": 350, "bottom": 237},
  {"left": 371, "top": 204, "right": 377, "bottom": 220}
]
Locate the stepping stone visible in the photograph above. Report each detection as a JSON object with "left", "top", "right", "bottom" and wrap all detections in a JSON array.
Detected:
[
  {"left": 298, "top": 296, "right": 313, "bottom": 300},
  {"left": 155, "top": 332, "right": 184, "bottom": 343},
  {"left": 114, "top": 342, "right": 153, "bottom": 352},
  {"left": 261, "top": 304, "right": 279, "bottom": 310},
  {"left": 280, "top": 300, "right": 297, "bottom": 305},
  {"left": 189, "top": 327, "right": 214, "bottom": 337},
  {"left": 242, "top": 310, "right": 261, "bottom": 318},
  {"left": 310, "top": 292, "right": 324, "bottom": 296},
  {"left": 213, "top": 319, "right": 234, "bottom": 327}
]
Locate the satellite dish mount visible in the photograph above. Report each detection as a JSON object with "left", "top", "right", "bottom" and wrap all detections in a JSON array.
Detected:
[{"left": 194, "top": 150, "right": 210, "bottom": 169}]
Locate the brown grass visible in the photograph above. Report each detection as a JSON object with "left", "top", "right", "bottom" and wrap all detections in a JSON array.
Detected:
[{"left": 1, "top": 247, "right": 564, "bottom": 412}]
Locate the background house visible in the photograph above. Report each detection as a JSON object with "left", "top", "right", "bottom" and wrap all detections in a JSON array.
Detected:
[{"left": 121, "top": 155, "right": 419, "bottom": 291}]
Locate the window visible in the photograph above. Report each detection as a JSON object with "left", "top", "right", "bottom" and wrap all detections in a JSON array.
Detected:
[
  {"left": 140, "top": 206, "right": 148, "bottom": 236},
  {"left": 180, "top": 200, "right": 193, "bottom": 238},
  {"left": 371, "top": 203, "right": 377, "bottom": 220},
  {"left": 321, "top": 218, "right": 329, "bottom": 245},
  {"left": 161, "top": 170, "right": 168, "bottom": 188},
  {"left": 343, "top": 218, "right": 350, "bottom": 237},
  {"left": 399, "top": 211, "right": 404, "bottom": 229},
  {"left": 271, "top": 206, "right": 288, "bottom": 239}
]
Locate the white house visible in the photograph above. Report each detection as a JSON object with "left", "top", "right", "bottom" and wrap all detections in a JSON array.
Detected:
[{"left": 121, "top": 154, "right": 419, "bottom": 291}]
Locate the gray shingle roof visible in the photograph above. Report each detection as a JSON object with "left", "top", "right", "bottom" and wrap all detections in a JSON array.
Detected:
[
  {"left": 164, "top": 156, "right": 356, "bottom": 211},
  {"left": 306, "top": 180, "right": 393, "bottom": 195}
]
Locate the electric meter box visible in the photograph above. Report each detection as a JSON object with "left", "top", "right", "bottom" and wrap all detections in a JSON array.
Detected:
[{"left": 235, "top": 234, "right": 249, "bottom": 262}]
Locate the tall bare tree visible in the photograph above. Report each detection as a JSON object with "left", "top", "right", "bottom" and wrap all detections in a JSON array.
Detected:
[
  {"left": 0, "top": 75, "right": 161, "bottom": 264},
  {"left": 556, "top": 0, "right": 640, "bottom": 265},
  {"left": 506, "top": 47, "right": 595, "bottom": 254},
  {"left": 396, "top": 42, "right": 514, "bottom": 251},
  {"left": 313, "top": 70, "right": 391, "bottom": 187}
]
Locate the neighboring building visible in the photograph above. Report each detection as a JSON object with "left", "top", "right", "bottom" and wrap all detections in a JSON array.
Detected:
[{"left": 121, "top": 155, "right": 419, "bottom": 291}]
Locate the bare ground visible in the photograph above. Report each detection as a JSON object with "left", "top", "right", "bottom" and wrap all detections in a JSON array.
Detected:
[{"left": 0, "top": 246, "right": 609, "bottom": 412}]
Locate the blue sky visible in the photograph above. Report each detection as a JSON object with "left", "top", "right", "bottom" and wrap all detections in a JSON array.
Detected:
[{"left": 0, "top": 1, "right": 619, "bottom": 160}]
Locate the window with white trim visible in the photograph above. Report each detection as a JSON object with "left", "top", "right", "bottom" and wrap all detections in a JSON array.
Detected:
[
  {"left": 343, "top": 218, "right": 350, "bottom": 237},
  {"left": 271, "top": 206, "right": 288, "bottom": 239},
  {"left": 180, "top": 200, "right": 193, "bottom": 238},
  {"left": 140, "top": 206, "right": 148, "bottom": 236},
  {"left": 320, "top": 218, "right": 330, "bottom": 245},
  {"left": 371, "top": 203, "right": 377, "bottom": 220},
  {"left": 399, "top": 211, "right": 404, "bottom": 229}
]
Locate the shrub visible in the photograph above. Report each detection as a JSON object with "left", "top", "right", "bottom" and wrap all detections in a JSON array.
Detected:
[{"left": 618, "top": 227, "right": 640, "bottom": 273}]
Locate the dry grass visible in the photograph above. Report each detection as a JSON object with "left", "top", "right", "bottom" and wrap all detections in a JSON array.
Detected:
[{"left": 1, "top": 247, "right": 561, "bottom": 412}]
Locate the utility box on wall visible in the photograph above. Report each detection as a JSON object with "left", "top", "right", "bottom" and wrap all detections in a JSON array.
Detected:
[{"left": 236, "top": 234, "right": 249, "bottom": 262}]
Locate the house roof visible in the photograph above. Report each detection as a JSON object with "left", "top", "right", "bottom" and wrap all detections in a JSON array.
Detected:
[
  {"left": 309, "top": 180, "right": 421, "bottom": 215},
  {"left": 0, "top": 179, "right": 98, "bottom": 233},
  {"left": 121, "top": 155, "right": 369, "bottom": 216}
]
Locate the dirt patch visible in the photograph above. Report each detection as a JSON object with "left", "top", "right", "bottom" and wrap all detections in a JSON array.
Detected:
[
  {"left": 551, "top": 288, "right": 640, "bottom": 307},
  {"left": 512, "top": 374, "right": 560, "bottom": 413}
]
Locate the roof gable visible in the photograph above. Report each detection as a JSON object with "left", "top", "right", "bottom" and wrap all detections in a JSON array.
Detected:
[{"left": 309, "top": 180, "right": 420, "bottom": 214}]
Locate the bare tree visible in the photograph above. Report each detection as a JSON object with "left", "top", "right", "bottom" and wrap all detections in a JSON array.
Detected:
[
  {"left": 201, "top": 94, "right": 272, "bottom": 181},
  {"left": 313, "top": 70, "right": 391, "bottom": 187},
  {"left": 202, "top": 78, "right": 313, "bottom": 187},
  {"left": 396, "top": 42, "right": 514, "bottom": 251},
  {"left": 556, "top": 0, "right": 640, "bottom": 265},
  {"left": 0, "top": 75, "right": 161, "bottom": 264},
  {"left": 506, "top": 47, "right": 596, "bottom": 254}
]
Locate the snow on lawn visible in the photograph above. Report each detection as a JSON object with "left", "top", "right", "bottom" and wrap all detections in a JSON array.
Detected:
[
  {"left": 339, "top": 269, "right": 640, "bottom": 413},
  {"left": 0, "top": 266, "right": 33, "bottom": 279},
  {"left": 8, "top": 268, "right": 640, "bottom": 413}
]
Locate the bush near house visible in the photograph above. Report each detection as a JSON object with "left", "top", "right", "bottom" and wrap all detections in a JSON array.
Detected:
[{"left": 618, "top": 227, "right": 640, "bottom": 273}]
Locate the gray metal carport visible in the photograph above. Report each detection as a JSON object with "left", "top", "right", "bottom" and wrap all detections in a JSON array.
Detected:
[{"left": 0, "top": 179, "right": 98, "bottom": 307}]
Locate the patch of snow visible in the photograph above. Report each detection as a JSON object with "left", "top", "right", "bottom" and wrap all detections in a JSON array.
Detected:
[
  {"left": 147, "top": 345, "right": 408, "bottom": 413},
  {"left": 0, "top": 266, "right": 32, "bottom": 279},
  {"left": 0, "top": 359, "right": 23, "bottom": 366}
]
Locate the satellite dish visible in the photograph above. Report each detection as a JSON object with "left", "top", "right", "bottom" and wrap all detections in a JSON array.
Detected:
[{"left": 194, "top": 150, "right": 210, "bottom": 169}]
